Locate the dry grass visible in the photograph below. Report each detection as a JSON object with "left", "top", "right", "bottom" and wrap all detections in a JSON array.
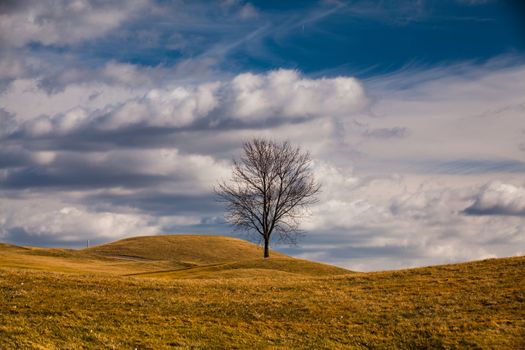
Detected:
[
  {"left": 85, "top": 235, "right": 288, "bottom": 263},
  {"left": 132, "top": 257, "right": 350, "bottom": 279},
  {"left": 0, "top": 236, "right": 341, "bottom": 278},
  {"left": 0, "top": 242, "right": 169, "bottom": 275},
  {"left": 0, "top": 236, "right": 524, "bottom": 349}
]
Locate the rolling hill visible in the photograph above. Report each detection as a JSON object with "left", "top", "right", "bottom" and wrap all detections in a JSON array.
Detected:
[
  {"left": 0, "top": 234, "right": 350, "bottom": 277},
  {"left": 0, "top": 235, "right": 523, "bottom": 349},
  {"left": 85, "top": 234, "right": 284, "bottom": 261}
]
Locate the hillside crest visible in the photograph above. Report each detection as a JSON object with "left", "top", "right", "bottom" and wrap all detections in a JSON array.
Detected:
[{"left": 1, "top": 234, "right": 351, "bottom": 278}]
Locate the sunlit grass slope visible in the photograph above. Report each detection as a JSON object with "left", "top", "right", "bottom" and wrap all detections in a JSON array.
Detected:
[
  {"left": 0, "top": 242, "right": 145, "bottom": 275},
  {"left": 84, "top": 234, "right": 287, "bottom": 264},
  {"left": 85, "top": 234, "right": 349, "bottom": 277},
  {"left": 0, "top": 235, "right": 348, "bottom": 277},
  {"left": 0, "top": 255, "right": 523, "bottom": 349}
]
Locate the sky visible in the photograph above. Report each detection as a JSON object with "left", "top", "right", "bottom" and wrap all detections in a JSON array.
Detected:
[{"left": 1, "top": 0, "right": 524, "bottom": 271}]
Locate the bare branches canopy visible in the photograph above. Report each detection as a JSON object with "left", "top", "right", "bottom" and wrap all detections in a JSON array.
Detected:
[{"left": 216, "top": 138, "right": 320, "bottom": 258}]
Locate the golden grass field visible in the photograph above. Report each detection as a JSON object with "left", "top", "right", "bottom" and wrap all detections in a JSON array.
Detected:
[{"left": 0, "top": 235, "right": 524, "bottom": 349}]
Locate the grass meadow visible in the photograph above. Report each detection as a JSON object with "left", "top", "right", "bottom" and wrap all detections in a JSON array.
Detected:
[{"left": 0, "top": 236, "right": 524, "bottom": 349}]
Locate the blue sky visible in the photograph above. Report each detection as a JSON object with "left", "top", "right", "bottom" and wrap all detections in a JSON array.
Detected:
[
  {"left": 19, "top": 0, "right": 525, "bottom": 76},
  {"left": 0, "top": 0, "right": 524, "bottom": 271}
]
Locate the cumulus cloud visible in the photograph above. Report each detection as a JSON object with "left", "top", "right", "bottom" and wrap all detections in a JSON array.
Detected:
[
  {"left": 464, "top": 182, "right": 525, "bottom": 216},
  {"left": 0, "top": 197, "right": 159, "bottom": 244},
  {"left": 96, "top": 69, "right": 367, "bottom": 131},
  {"left": 35, "top": 61, "right": 169, "bottom": 94},
  {"left": 0, "top": 145, "right": 231, "bottom": 245},
  {"left": 0, "top": 0, "right": 147, "bottom": 48},
  {"left": 2, "top": 69, "right": 368, "bottom": 138},
  {"left": 9, "top": 82, "right": 221, "bottom": 136},
  {"left": 0, "top": 148, "right": 230, "bottom": 194},
  {"left": 302, "top": 162, "right": 388, "bottom": 231},
  {"left": 0, "top": 78, "right": 144, "bottom": 122},
  {"left": 54, "top": 107, "right": 90, "bottom": 134},
  {"left": 101, "top": 82, "right": 221, "bottom": 129},
  {"left": 229, "top": 69, "right": 367, "bottom": 121}
]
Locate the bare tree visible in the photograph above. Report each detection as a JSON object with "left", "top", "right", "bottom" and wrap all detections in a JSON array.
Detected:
[{"left": 216, "top": 138, "right": 320, "bottom": 258}]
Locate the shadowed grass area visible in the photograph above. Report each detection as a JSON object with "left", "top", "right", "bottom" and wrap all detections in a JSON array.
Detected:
[
  {"left": 0, "top": 236, "right": 524, "bottom": 349},
  {"left": 132, "top": 257, "right": 351, "bottom": 279}
]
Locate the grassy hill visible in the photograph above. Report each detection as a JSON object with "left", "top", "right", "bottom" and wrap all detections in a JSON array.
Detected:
[
  {"left": 0, "top": 235, "right": 348, "bottom": 277},
  {"left": 85, "top": 234, "right": 288, "bottom": 266},
  {"left": 0, "top": 235, "right": 524, "bottom": 349},
  {"left": 131, "top": 257, "right": 351, "bottom": 279}
]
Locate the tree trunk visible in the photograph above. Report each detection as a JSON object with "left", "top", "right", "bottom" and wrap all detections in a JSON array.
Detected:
[{"left": 264, "top": 238, "right": 269, "bottom": 258}]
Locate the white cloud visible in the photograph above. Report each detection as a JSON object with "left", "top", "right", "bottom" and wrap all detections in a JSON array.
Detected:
[
  {"left": 51, "top": 148, "right": 230, "bottom": 194},
  {"left": 31, "top": 151, "right": 56, "bottom": 165},
  {"left": 230, "top": 69, "right": 367, "bottom": 120},
  {"left": 115, "top": 148, "right": 230, "bottom": 193},
  {"left": 27, "top": 115, "right": 53, "bottom": 136},
  {"left": 0, "top": 198, "right": 159, "bottom": 242},
  {"left": 389, "top": 185, "right": 465, "bottom": 222},
  {"left": 2, "top": 69, "right": 368, "bottom": 135},
  {"left": 465, "top": 181, "right": 525, "bottom": 216},
  {"left": 103, "top": 82, "right": 222, "bottom": 129},
  {"left": 56, "top": 107, "right": 90, "bottom": 134},
  {"left": 99, "top": 69, "right": 367, "bottom": 129},
  {"left": 372, "top": 63, "right": 525, "bottom": 161},
  {"left": 0, "top": 78, "right": 144, "bottom": 122},
  {"left": 102, "top": 61, "right": 155, "bottom": 86},
  {"left": 302, "top": 162, "right": 388, "bottom": 230},
  {"left": 0, "top": 0, "right": 148, "bottom": 48}
]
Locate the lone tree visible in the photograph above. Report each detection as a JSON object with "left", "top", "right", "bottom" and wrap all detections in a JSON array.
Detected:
[{"left": 216, "top": 138, "right": 320, "bottom": 258}]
